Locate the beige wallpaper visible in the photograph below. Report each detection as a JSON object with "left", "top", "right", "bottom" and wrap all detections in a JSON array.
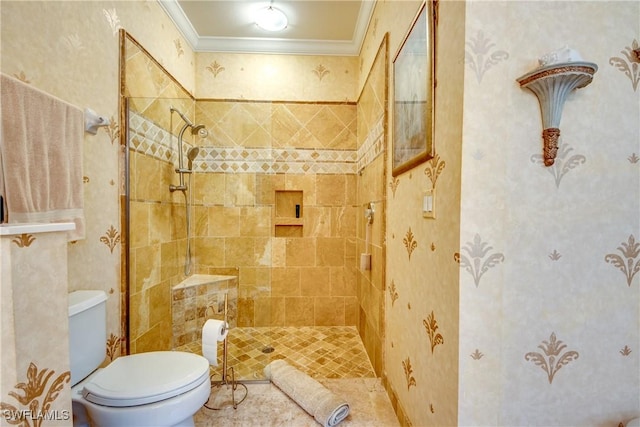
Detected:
[
  {"left": 196, "top": 52, "right": 358, "bottom": 102},
  {"left": 0, "top": 0, "right": 194, "bottom": 373},
  {"left": 459, "top": 2, "right": 639, "bottom": 426},
  {"left": 368, "top": 1, "right": 464, "bottom": 425},
  {"left": 1, "top": 231, "right": 73, "bottom": 425}
]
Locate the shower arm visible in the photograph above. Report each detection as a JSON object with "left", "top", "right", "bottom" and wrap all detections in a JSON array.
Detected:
[{"left": 170, "top": 107, "right": 195, "bottom": 128}]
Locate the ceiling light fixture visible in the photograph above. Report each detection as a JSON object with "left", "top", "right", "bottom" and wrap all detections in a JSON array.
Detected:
[{"left": 255, "top": 5, "right": 288, "bottom": 32}]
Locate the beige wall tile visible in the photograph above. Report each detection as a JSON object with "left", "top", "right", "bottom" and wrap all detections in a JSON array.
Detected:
[
  {"left": 193, "top": 173, "right": 226, "bottom": 205},
  {"left": 135, "top": 319, "right": 172, "bottom": 353},
  {"left": 344, "top": 296, "right": 359, "bottom": 326},
  {"left": 129, "top": 201, "right": 150, "bottom": 249},
  {"left": 255, "top": 297, "right": 284, "bottom": 326},
  {"left": 316, "top": 237, "right": 345, "bottom": 266},
  {"left": 314, "top": 297, "right": 345, "bottom": 326},
  {"left": 160, "top": 241, "right": 179, "bottom": 281},
  {"left": 149, "top": 202, "right": 172, "bottom": 244},
  {"left": 316, "top": 175, "right": 346, "bottom": 206},
  {"left": 224, "top": 237, "right": 255, "bottom": 266},
  {"left": 332, "top": 206, "right": 357, "bottom": 238},
  {"left": 303, "top": 206, "right": 332, "bottom": 237},
  {"left": 271, "top": 237, "right": 286, "bottom": 267},
  {"left": 237, "top": 297, "right": 254, "bottom": 327},
  {"left": 285, "top": 237, "right": 316, "bottom": 266},
  {"left": 284, "top": 297, "right": 315, "bottom": 326},
  {"left": 194, "top": 237, "right": 225, "bottom": 268},
  {"left": 272, "top": 267, "right": 301, "bottom": 296},
  {"left": 240, "top": 206, "right": 271, "bottom": 237},
  {"left": 149, "top": 281, "right": 170, "bottom": 327},
  {"left": 256, "top": 174, "right": 283, "bottom": 205},
  {"left": 299, "top": 267, "right": 331, "bottom": 296},
  {"left": 208, "top": 206, "right": 240, "bottom": 237},
  {"left": 284, "top": 174, "right": 316, "bottom": 206},
  {"left": 133, "top": 245, "right": 161, "bottom": 294},
  {"left": 225, "top": 174, "right": 256, "bottom": 206}
]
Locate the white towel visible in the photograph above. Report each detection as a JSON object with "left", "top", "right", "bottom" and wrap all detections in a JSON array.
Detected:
[
  {"left": 0, "top": 73, "right": 85, "bottom": 240},
  {"left": 265, "top": 359, "right": 350, "bottom": 427}
]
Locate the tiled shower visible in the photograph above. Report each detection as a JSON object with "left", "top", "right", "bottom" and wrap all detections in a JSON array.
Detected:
[{"left": 124, "top": 32, "right": 387, "bottom": 379}]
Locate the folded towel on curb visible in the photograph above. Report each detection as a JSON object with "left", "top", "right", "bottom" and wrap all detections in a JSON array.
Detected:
[{"left": 264, "top": 359, "right": 350, "bottom": 427}]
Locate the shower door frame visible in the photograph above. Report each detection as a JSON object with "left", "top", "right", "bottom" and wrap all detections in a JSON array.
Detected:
[{"left": 118, "top": 30, "right": 198, "bottom": 355}]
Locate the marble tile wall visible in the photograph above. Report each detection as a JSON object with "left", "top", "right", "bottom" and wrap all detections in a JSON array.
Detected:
[
  {"left": 171, "top": 275, "right": 238, "bottom": 347},
  {"left": 355, "top": 36, "right": 388, "bottom": 377},
  {"left": 125, "top": 36, "right": 194, "bottom": 353},
  {"left": 185, "top": 99, "right": 361, "bottom": 328}
]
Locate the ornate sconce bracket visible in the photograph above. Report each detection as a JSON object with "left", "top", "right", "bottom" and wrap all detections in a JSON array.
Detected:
[{"left": 517, "top": 49, "right": 597, "bottom": 166}]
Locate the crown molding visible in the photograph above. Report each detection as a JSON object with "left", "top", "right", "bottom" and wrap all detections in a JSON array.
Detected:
[{"left": 158, "top": 0, "right": 374, "bottom": 56}]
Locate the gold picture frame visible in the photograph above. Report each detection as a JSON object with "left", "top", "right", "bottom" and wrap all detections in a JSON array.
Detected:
[{"left": 392, "top": 1, "right": 436, "bottom": 177}]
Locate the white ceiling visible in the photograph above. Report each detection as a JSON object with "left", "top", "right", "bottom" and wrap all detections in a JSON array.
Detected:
[{"left": 158, "top": 0, "right": 375, "bottom": 56}]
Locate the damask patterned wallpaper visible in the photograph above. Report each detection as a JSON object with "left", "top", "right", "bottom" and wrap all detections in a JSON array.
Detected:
[
  {"left": 459, "top": 2, "right": 640, "bottom": 425},
  {"left": 1, "top": 0, "right": 195, "bottom": 379},
  {"left": 459, "top": 2, "right": 639, "bottom": 425},
  {"left": 361, "top": 0, "right": 638, "bottom": 426}
]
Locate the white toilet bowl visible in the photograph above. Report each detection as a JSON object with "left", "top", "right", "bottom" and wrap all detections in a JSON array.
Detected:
[
  {"left": 627, "top": 417, "right": 640, "bottom": 427},
  {"left": 71, "top": 351, "right": 211, "bottom": 427}
]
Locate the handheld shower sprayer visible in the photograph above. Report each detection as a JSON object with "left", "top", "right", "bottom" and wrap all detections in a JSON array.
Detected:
[{"left": 186, "top": 147, "right": 200, "bottom": 171}]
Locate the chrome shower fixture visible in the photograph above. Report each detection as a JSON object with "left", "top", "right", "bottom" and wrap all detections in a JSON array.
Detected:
[
  {"left": 169, "top": 107, "right": 207, "bottom": 192},
  {"left": 186, "top": 147, "right": 200, "bottom": 171},
  {"left": 191, "top": 125, "right": 208, "bottom": 139}
]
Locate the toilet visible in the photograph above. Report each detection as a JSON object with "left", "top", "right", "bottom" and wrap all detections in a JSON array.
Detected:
[{"left": 68, "top": 290, "right": 211, "bottom": 427}]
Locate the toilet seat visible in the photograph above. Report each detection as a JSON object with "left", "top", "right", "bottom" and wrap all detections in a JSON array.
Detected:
[{"left": 82, "top": 351, "right": 210, "bottom": 407}]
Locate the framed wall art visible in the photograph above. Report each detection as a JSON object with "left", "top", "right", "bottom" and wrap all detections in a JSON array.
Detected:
[{"left": 392, "top": 1, "right": 436, "bottom": 177}]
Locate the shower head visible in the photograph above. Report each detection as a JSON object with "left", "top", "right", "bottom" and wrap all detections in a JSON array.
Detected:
[
  {"left": 191, "top": 124, "right": 208, "bottom": 138},
  {"left": 170, "top": 107, "right": 207, "bottom": 138}
]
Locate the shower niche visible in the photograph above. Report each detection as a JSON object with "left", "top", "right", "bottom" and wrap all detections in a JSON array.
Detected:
[{"left": 274, "top": 190, "right": 303, "bottom": 237}]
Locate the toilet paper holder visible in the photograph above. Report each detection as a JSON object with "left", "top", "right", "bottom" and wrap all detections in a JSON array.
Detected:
[{"left": 203, "top": 293, "right": 248, "bottom": 410}]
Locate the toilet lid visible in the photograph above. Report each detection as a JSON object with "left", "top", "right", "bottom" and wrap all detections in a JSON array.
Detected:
[{"left": 82, "top": 351, "right": 210, "bottom": 407}]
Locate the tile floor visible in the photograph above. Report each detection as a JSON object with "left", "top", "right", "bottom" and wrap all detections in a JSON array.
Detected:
[
  {"left": 176, "top": 326, "right": 376, "bottom": 381},
  {"left": 194, "top": 378, "right": 400, "bottom": 427},
  {"left": 179, "top": 326, "right": 399, "bottom": 426}
]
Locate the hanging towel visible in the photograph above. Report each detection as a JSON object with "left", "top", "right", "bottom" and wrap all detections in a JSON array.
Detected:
[
  {"left": 0, "top": 73, "right": 85, "bottom": 240},
  {"left": 265, "top": 359, "right": 351, "bottom": 427}
]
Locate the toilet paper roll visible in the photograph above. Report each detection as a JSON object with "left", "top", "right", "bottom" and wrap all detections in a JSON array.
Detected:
[
  {"left": 201, "top": 319, "right": 228, "bottom": 367},
  {"left": 202, "top": 319, "right": 228, "bottom": 345},
  {"left": 202, "top": 343, "right": 219, "bottom": 367}
]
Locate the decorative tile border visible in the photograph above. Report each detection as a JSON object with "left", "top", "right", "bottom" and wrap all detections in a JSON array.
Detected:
[
  {"left": 128, "top": 110, "right": 177, "bottom": 163},
  {"left": 129, "top": 110, "right": 385, "bottom": 175},
  {"left": 194, "top": 147, "right": 357, "bottom": 174},
  {"left": 357, "top": 115, "right": 385, "bottom": 172}
]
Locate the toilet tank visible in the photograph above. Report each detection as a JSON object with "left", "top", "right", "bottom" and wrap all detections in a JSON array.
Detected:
[{"left": 68, "top": 290, "right": 107, "bottom": 387}]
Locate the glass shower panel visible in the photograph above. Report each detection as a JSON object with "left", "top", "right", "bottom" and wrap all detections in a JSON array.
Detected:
[{"left": 127, "top": 97, "right": 197, "bottom": 354}]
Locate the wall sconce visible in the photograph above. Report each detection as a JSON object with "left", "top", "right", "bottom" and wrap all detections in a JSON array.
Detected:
[{"left": 516, "top": 47, "right": 597, "bottom": 166}]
